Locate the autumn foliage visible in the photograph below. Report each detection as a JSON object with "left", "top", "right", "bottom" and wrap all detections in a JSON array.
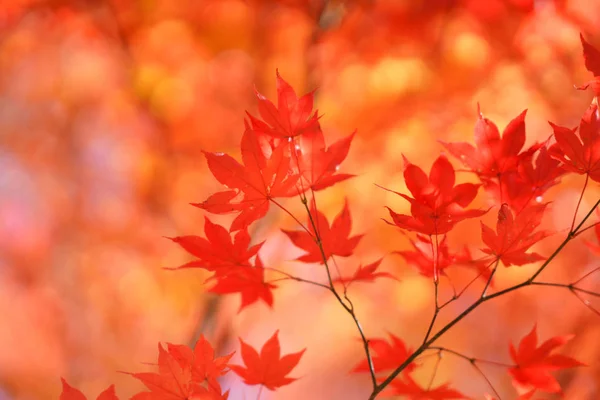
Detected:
[
  {"left": 54, "top": 30, "right": 600, "bottom": 399},
  {"left": 3, "top": 1, "right": 600, "bottom": 399}
]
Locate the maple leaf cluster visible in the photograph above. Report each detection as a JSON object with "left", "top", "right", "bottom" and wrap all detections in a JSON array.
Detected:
[
  {"left": 352, "top": 34, "right": 600, "bottom": 399},
  {"left": 169, "top": 69, "right": 395, "bottom": 312},
  {"left": 59, "top": 33, "right": 600, "bottom": 400},
  {"left": 383, "top": 34, "right": 600, "bottom": 281},
  {"left": 194, "top": 70, "right": 354, "bottom": 234},
  {"left": 60, "top": 332, "right": 304, "bottom": 399},
  {"left": 168, "top": 218, "right": 274, "bottom": 311},
  {"left": 352, "top": 327, "right": 584, "bottom": 399}
]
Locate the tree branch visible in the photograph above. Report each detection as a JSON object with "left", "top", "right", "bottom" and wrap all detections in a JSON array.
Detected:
[
  {"left": 368, "top": 198, "right": 600, "bottom": 399},
  {"left": 300, "top": 192, "right": 378, "bottom": 391}
]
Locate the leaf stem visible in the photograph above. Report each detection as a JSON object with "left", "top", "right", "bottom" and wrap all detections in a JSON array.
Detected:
[
  {"left": 480, "top": 258, "right": 500, "bottom": 298},
  {"left": 424, "top": 346, "right": 510, "bottom": 399},
  {"left": 573, "top": 221, "right": 600, "bottom": 238},
  {"left": 530, "top": 281, "right": 600, "bottom": 298},
  {"left": 439, "top": 259, "right": 497, "bottom": 310},
  {"left": 264, "top": 267, "right": 330, "bottom": 289},
  {"left": 427, "top": 346, "right": 515, "bottom": 368},
  {"left": 270, "top": 198, "right": 312, "bottom": 236},
  {"left": 426, "top": 350, "right": 442, "bottom": 390},
  {"left": 423, "top": 228, "right": 442, "bottom": 344},
  {"left": 530, "top": 198, "right": 600, "bottom": 281},
  {"left": 570, "top": 173, "right": 590, "bottom": 232},
  {"left": 572, "top": 266, "right": 600, "bottom": 285}
]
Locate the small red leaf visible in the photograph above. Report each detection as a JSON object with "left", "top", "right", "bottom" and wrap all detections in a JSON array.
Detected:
[
  {"left": 509, "top": 325, "right": 585, "bottom": 394},
  {"left": 60, "top": 379, "right": 118, "bottom": 400},
  {"left": 351, "top": 333, "right": 415, "bottom": 374},
  {"left": 334, "top": 259, "right": 397, "bottom": 285},
  {"left": 229, "top": 331, "right": 305, "bottom": 391},
  {"left": 382, "top": 155, "right": 486, "bottom": 235},
  {"left": 282, "top": 199, "right": 362, "bottom": 263},
  {"left": 481, "top": 204, "right": 551, "bottom": 266}
]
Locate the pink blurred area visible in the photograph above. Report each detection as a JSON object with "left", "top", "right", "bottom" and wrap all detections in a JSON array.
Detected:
[{"left": 1, "top": 0, "right": 600, "bottom": 398}]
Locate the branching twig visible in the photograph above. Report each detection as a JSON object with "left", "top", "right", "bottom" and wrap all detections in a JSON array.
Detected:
[
  {"left": 571, "top": 173, "right": 590, "bottom": 232},
  {"left": 427, "top": 346, "right": 514, "bottom": 368},
  {"left": 270, "top": 198, "right": 312, "bottom": 236},
  {"left": 426, "top": 350, "right": 443, "bottom": 390},
  {"left": 425, "top": 346, "right": 511, "bottom": 399},
  {"left": 299, "top": 192, "right": 378, "bottom": 391},
  {"left": 573, "top": 266, "right": 600, "bottom": 285},
  {"left": 423, "top": 229, "right": 441, "bottom": 344},
  {"left": 439, "top": 259, "right": 497, "bottom": 310},
  {"left": 368, "top": 199, "right": 600, "bottom": 399},
  {"left": 264, "top": 267, "right": 330, "bottom": 290},
  {"left": 530, "top": 281, "right": 600, "bottom": 298},
  {"left": 573, "top": 221, "right": 600, "bottom": 238},
  {"left": 481, "top": 259, "right": 500, "bottom": 299}
]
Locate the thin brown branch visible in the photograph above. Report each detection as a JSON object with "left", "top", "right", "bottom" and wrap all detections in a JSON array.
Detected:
[
  {"left": 264, "top": 267, "right": 330, "bottom": 290},
  {"left": 439, "top": 259, "right": 497, "bottom": 310},
  {"left": 571, "top": 289, "right": 600, "bottom": 317},
  {"left": 427, "top": 347, "right": 515, "bottom": 368},
  {"left": 481, "top": 258, "right": 500, "bottom": 299},
  {"left": 530, "top": 281, "right": 600, "bottom": 298},
  {"left": 427, "top": 350, "right": 443, "bottom": 390},
  {"left": 530, "top": 198, "right": 600, "bottom": 281},
  {"left": 573, "top": 221, "right": 600, "bottom": 238},
  {"left": 571, "top": 173, "right": 590, "bottom": 232},
  {"left": 300, "top": 193, "right": 378, "bottom": 391},
  {"left": 573, "top": 266, "right": 600, "bottom": 285},
  {"left": 425, "top": 346, "right": 509, "bottom": 399},
  {"left": 270, "top": 198, "right": 312, "bottom": 236},
  {"left": 423, "top": 229, "right": 441, "bottom": 344}
]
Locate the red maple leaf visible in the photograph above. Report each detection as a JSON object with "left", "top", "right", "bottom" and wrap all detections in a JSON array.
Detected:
[
  {"left": 247, "top": 70, "right": 320, "bottom": 139},
  {"left": 169, "top": 219, "right": 275, "bottom": 311},
  {"left": 195, "top": 124, "right": 300, "bottom": 232},
  {"left": 352, "top": 333, "right": 415, "bottom": 375},
  {"left": 481, "top": 204, "right": 551, "bottom": 267},
  {"left": 282, "top": 199, "right": 363, "bottom": 263},
  {"left": 333, "top": 259, "right": 396, "bottom": 285},
  {"left": 382, "top": 155, "right": 486, "bottom": 235},
  {"left": 549, "top": 104, "right": 600, "bottom": 182},
  {"left": 396, "top": 235, "right": 490, "bottom": 280},
  {"left": 292, "top": 128, "right": 356, "bottom": 191},
  {"left": 229, "top": 330, "right": 305, "bottom": 391},
  {"left": 126, "top": 344, "right": 228, "bottom": 400},
  {"left": 385, "top": 374, "right": 468, "bottom": 400},
  {"left": 497, "top": 146, "right": 566, "bottom": 211},
  {"left": 509, "top": 325, "right": 585, "bottom": 394},
  {"left": 166, "top": 335, "right": 234, "bottom": 393},
  {"left": 208, "top": 256, "right": 277, "bottom": 311},
  {"left": 576, "top": 33, "right": 600, "bottom": 96},
  {"left": 441, "top": 107, "right": 536, "bottom": 184},
  {"left": 60, "top": 379, "right": 118, "bottom": 400},
  {"left": 168, "top": 217, "right": 262, "bottom": 272}
]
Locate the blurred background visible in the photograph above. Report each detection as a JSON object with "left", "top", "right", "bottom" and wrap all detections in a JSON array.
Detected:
[{"left": 1, "top": 0, "right": 600, "bottom": 398}]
